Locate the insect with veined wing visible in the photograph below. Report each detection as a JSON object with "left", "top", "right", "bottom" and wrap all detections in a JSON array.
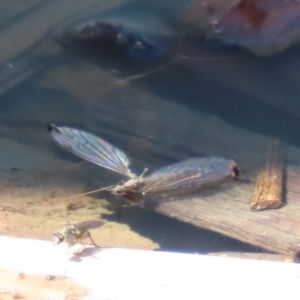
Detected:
[
  {"left": 53, "top": 219, "right": 105, "bottom": 248},
  {"left": 53, "top": 220, "right": 105, "bottom": 276},
  {"left": 48, "top": 124, "right": 239, "bottom": 199}
]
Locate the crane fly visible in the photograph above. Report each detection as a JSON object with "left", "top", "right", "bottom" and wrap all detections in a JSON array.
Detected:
[{"left": 48, "top": 124, "right": 239, "bottom": 199}]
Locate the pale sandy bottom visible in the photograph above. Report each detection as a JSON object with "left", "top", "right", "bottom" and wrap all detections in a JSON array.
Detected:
[{"left": 0, "top": 135, "right": 160, "bottom": 250}]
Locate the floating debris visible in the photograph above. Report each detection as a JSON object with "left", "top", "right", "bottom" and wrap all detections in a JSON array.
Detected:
[
  {"left": 45, "top": 275, "right": 56, "bottom": 281},
  {"left": 48, "top": 124, "right": 238, "bottom": 200},
  {"left": 249, "top": 139, "right": 284, "bottom": 211},
  {"left": 53, "top": 220, "right": 105, "bottom": 248}
]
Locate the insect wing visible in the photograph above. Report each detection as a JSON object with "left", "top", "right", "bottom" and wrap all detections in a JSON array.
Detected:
[
  {"left": 72, "top": 220, "right": 105, "bottom": 231},
  {"left": 49, "top": 125, "right": 133, "bottom": 178},
  {"left": 143, "top": 157, "right": 233, "bottom": 193}
]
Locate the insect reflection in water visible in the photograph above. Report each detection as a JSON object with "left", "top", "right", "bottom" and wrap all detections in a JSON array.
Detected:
[
  {"left": 53, "top": 220, "right": 105, "bottom": 248},
  {"left": 48, "top": 124, "right": 239, "bottom": 200}
]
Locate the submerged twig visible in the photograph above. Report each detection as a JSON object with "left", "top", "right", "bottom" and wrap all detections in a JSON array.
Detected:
[{"left": 250, "top": 139, "right": 284, "bottom": 211}]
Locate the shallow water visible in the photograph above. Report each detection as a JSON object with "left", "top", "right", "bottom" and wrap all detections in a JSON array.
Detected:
[{"left": 1, "top": 0, "right": 300, "bottom": 257}]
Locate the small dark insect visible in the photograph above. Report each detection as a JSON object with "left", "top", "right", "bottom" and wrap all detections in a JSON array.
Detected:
[
  {"left": 48, "top": 124, "right": 239, "bottom": 198},
  {"left": 53, "top": 220, "right": 105, "bottom": 248}
]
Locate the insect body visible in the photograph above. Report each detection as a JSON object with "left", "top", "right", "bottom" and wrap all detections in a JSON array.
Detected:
[
  {"left": 48, "top": 124, "right": 239, "bottom": 197},
  {"left": 53, "top": 220, "right": 105, "bottom": 248}
]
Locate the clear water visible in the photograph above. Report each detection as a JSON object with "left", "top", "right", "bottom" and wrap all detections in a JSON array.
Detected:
[{"left": 2, "top": 0, "right": 299, "bottom": 255}]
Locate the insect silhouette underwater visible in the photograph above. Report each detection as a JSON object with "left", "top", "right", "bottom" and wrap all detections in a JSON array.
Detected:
[{"left": 48, "top": 124, "right": 239, "bottom": 199}]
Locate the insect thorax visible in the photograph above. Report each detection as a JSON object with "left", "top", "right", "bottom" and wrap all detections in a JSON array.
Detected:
[
  {"left": 112, "top": 177, "right": 146, "bottom": 195},
  {"left": 53, "top": 226, "right": 78, "bottom": 247}
]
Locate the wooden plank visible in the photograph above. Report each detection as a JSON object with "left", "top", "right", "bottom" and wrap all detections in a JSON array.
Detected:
[{"left": 152, "top": 161, "right": 300, "bottom": 257}]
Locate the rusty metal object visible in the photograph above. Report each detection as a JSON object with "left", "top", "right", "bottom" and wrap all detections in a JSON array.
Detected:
[{"left": 250, "top": 139, "right": 284, "bottom": 211}]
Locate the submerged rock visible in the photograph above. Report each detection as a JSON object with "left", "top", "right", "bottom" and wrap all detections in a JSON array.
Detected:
[{"left": 181, "top": 0, "right": 300, "bottom": 55}]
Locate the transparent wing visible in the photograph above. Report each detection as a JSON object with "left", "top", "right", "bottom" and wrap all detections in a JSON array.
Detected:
[
  {"left": 143, "top": 157, "right": 234, "bottom": 193},
  {"left": 49, "top": 124, "right": 134, "bottom": 178},
  {"left": 71, "top": 220, "right": 105, "bottom": 230}
]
